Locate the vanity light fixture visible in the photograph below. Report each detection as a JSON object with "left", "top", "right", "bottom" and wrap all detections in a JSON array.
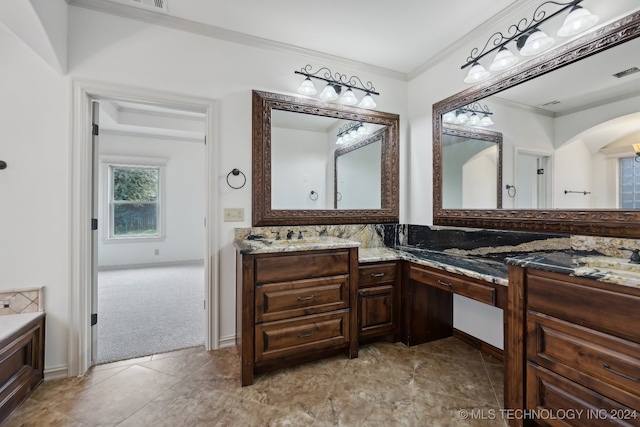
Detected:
[
  {"left": 633, "top": 143, "right": 640, "bottom": 162},
  {"left": 444, "top": 103, "right": 495, "bottom": 127},
  {"left": 335, "top": 121, "right": 370, "bottom": 145},
  {"left": 462, "top": 0, "right": 599, "bottom": 84},
  {"left": 295, "top": 64, "right": 380, "bottom": 109}
]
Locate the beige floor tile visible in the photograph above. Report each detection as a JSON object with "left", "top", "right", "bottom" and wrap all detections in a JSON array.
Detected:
[
  {"left": 413, "top": 352, "right": 497, "bottom": 405},
  {"left": 314, "top": 372, "right": 415, "bottom": 426},
  {"left": 2, "top": 398, "right": 88, "bottom": 427},
  {"left": 342, "top": 341, "right": 417, "bottom": 386},
  {"left": 52, "top": 365, "right": 180, "bottom": 425},
  {"left": 150, "top": 345, "right": 206, "bottom": 361},
  {"left": 4, "top": 338, "right": 505, "bottom": 426}
]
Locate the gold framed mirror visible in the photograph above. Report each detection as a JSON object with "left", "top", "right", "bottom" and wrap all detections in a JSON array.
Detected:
[
  {"left": 433, "top": 9, "right": 640, "bottom": 238},
  {"left": 252, "top": 90, "right": 399, "bottom": 226}
]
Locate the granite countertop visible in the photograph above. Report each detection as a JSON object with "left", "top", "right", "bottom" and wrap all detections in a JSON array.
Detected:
[
  {"left": 0, "top": 311, "right": 45, "bottom": 342},
  {"left": 234, "top": 236, "right": 361, "bottom": 254},
  {"left": 507, "top": 252, "right": 640, "bottom": 290}
]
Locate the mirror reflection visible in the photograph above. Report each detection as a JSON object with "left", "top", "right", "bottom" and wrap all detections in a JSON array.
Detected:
[
  {"left": 441, "top": 125, "right": 502, "bottom": 209},
  {"left": 271, "top": 109, "right": 386, "bottom": 210},
  {"left": 441, "top": 35, "right": 640, "bottom": 210}
]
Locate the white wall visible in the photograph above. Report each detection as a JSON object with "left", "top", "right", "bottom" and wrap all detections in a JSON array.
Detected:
[
  {"left": 271, "top": 127, "right": 329, "bottom": 209},
  {"left": 0, "top": 25, "right": 70, "bottom": 375},
  {"left": 98, "top": 133, "right": 205, "bottom": 267},
  {"left": 336, "top": 140, "right": 381, "bottom": 209},
  {"left": 0, "top": 6, "right": 408, "bottom": 375}
]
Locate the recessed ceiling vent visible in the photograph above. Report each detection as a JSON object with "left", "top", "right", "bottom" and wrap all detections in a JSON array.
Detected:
[
  {"left": 613, "top": 67, "right": 640, "bottom": 78},
  {"left": 539, "top": 100, "right": 561, "bottom": 107},
  {"left": 129, "top": 0, "right": 168, "bottom": 13}
]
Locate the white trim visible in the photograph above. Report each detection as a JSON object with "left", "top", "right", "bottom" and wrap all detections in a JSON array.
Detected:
[
  {"left": 101, "top": 156, "right": 167, "bottom": 242},
  {"left": 44, "top": 365, "right": 69, "bottom": 381},
  {"left": 218, "top": 334, "right": 236, "bottom": 349},
  {"left": 70, "top": 79, "right": 219, "bottom": 377}
]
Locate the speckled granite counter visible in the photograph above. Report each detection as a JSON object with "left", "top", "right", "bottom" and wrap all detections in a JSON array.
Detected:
[
  {"left": 507, "top": 252, "right": 640, "bottom": 289},
  {"left": 234, "top": 236, "right": 360, "bottom": 254}
]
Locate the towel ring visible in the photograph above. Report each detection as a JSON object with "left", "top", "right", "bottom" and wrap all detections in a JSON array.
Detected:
[
  {"left": 0, "top": 161, "right": 6, "bottom": 170},
  {"left": 226, "top": 168, "right": 246, "bottom": 189},
  {"left": 309, "top": 190, "right": 318, "bottom": 201}
]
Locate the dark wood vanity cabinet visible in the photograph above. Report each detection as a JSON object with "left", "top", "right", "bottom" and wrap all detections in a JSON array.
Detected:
[
  {"left": 357, "top": 262, "right": 400, "bottom": 343},
  {"left": 0, "top": 314, "right": 45, "bottom": 424},
  {"left": 507, "top": 266, "right": 640, "bottom": 427},
  {"left": 237, "top": 247, "right": 358, "bottom": 386}
]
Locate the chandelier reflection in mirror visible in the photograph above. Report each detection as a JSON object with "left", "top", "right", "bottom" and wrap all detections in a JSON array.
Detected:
[
  {"left": 335, "top": 121, "right": 372, "bottom": 145},
  {"left": 295, "top": 64, "right": 379, "bottom": 109},
  {"left": 442, "top": 103, "right": 495, "bottom": 127},
  {"left": 462, "top": 0, "right": 599, "bottom": 84}
]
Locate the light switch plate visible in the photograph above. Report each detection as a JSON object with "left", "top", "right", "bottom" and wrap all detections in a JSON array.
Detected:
[{"left": 224, "top": 208, "right": 244, "bottom": 222}]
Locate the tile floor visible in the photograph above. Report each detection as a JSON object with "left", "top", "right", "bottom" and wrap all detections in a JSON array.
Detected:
[{"left": 4, "top": 337, "right": 507, "bottom": 426}]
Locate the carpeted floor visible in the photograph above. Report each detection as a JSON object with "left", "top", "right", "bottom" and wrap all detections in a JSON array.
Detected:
[{"left": 95, "top": 261, "right": 205, "bottom": 364}]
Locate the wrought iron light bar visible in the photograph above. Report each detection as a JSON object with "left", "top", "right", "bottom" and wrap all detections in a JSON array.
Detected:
[
  {"left": 458, "top": 102, "right": 493, "bottom": 116},
  {"left": 461, "top": 0, "right": 583, "bottom": 70},
  {"left": 295, "top": 65, "right": 380, "bottom": 96},
  {"left": 337, "top": 121, "right": 364, "bottom": 138}
]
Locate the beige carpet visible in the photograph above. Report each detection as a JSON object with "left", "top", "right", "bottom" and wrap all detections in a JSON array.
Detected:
[{"left": 95, "top": 261, "right": 205, "bottom": 364}]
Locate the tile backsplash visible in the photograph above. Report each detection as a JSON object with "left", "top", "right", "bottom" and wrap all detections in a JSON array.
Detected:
[{"left": 0, "top": 287, "right": 44, "bottom": 316}]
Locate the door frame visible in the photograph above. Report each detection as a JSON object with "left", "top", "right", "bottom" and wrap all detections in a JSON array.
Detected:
[{"left": 70, "top": 80, "right": 219, "bottom": 376}]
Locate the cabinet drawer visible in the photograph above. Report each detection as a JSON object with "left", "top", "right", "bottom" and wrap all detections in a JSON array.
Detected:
[
  {"left": 256, "top": 275, "right": 349, "bottom": 323},
  {"left": 255, "top": 311, "right": 349, "bottom": 363},
  {"left": 527, "top": 364, "right": 640, "bottom": 427},
  {"left": 358, "top": 263, "right": 396, "bottom": 287},
  {"left": 528, "top": 313, "right": 640, "bottom": 405},
  {"left": 527, "top": 270, "right": 640, "bottom": 342},
  {"left": 408, "top": 264, "right": 496, "bottom": 306},
  {"left": 255, "top": 250, "right": 350, "bottom": 283}
]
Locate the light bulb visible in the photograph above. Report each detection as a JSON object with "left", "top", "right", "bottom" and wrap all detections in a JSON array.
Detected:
[
  {"left": 339, "top": 88, "right": 358, "bottom": 105},
  {"left": 464, "top": 62, "right": 490, "bottom": 84},
  {"left": 489, "top": 46, "right": 520, "bottom": 71},
  {"left": 297, "top": 78, "right": 317, "bottom": 96},
  {"left": 519, "top": 29, "right": 554, "bottom": 56},
  {"left": 358, "top": 93, "right": 377, "bottom": 109},
  {"left": 442, "top": 112, "right": 456, "bottom": 123},
  {"left": 468, "top": 113, "right": 481, "bottom": 126},
  {"left": 454, "top": 111, "right": 469, "bottom": 125},
  {"left": 557, "top": 6, "right": 599, "bottom": 37},
  {"left": 480, "top": 114, "right": 494, "bottom": 127},
  {"left": 319, "top": 84, "right": 339, "bottom": 101}
]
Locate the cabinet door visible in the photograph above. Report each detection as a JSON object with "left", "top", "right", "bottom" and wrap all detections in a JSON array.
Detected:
[{"left": 359, "top": 285, "right": 394, "bottom": 340}]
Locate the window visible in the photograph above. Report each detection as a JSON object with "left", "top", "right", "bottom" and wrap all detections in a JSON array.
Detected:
[
  {"left": 620, "top": 157, "right": 640, "bottom": 209},
  {"left": 107, "top": 164, "right": 163, "bottom": 239}
]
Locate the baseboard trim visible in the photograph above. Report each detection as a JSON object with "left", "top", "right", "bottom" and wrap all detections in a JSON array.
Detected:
[
  {"left": 98, "top": 259, "right": 205, "bottom": 271},
  {"left": 453, "top": 328, "right": 503, "bottom": 362},
  {"left": 44, "top": 365, "right": 69, "bottom": 380},
  {"left": 218, "top": 334, "right": 235, "bottom": 348}
]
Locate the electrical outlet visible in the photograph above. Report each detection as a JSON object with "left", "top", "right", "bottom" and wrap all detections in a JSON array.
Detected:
[
  {"left": 224, "top": 208, "right": 244, "bottom": 222},
  {"left": 2, "top": 300, "right": 9, "bottom": 308}
]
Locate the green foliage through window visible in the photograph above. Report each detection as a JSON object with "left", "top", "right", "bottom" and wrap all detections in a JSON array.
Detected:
[{"left": 111, "top": 166, "right": 160, "bottom": 237}]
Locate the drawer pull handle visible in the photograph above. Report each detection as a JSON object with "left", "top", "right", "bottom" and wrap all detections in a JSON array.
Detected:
[
  {"left": 371, "top": 273, "right": 385, "bottom": 277},
  {"left": 298, "top": 332, "right": 314, "bottom": 338},
  {"left": 437, "top": 280, "right": 452, "bottom": 287},
  {"left": 603, "top": 363, "right": 640, "bottom": 383},
  {"left": 297, "top": 295, "right": 315, "bottom": 301}
]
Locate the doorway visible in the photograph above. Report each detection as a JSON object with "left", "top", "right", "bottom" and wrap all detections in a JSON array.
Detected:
[
  {"left": 515, "top": 149, "right": 552, "bottom": 209},
  {"left": 92, "top": 98, "right": 207, "bottom": 363},
  {"left": 71, "top": 81, "right": 218, "bottom": 376}
]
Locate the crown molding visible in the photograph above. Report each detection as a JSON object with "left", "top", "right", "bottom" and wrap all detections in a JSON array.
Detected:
[
  {"left": 67, "top": 0, "right": 408, "bottom": 81},
  {"left": 407, "top": 0, "right": 534, "bottom": 80}
]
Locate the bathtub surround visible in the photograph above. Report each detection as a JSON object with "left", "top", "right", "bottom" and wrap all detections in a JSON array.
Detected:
[{"left": 0, "top": 287, "right": 44, "bottom": 316}]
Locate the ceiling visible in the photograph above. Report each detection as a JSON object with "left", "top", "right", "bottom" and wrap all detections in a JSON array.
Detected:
[{"left": 70, "top": 0, "right": 522, "bottom": 77}]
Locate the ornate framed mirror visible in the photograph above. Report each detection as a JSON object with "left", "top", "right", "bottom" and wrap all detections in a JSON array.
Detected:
[
  {"left": 433, "top": 9, "right": 640, "bottom": 238},
  {"left": 252, "top": 90, "right": 399, "bottom": 226}
]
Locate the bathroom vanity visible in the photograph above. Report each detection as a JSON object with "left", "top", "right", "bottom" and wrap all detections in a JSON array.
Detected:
[
  {"left": 506, "top": 256, "right": 640, "bottom": 427},
  {"left": 235, "top": 237, "right": 360, "bottom": 386},
  {"left": 0, "top": 312, "right": 45, "bottom": 424}
]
